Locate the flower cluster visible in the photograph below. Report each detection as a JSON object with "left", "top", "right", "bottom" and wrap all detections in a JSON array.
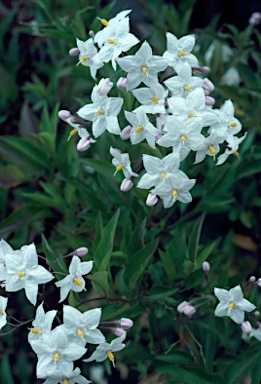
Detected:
[{"left": 60, "top": 9, "right": 247, "bottom": 209}]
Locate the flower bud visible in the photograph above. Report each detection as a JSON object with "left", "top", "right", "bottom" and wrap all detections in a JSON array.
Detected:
[
  {"left": 205, "top": 96, "right": 215, "bottom": 106},
  {"left": 241, "top": 321, "right": 252, "bottom": 334},
  {"left": 249, "top": 12, "right": 261, "bottom": 26},
  {"left": 155, "top": 133, "right": 163, "bottom": 142},
  {"left": 96, "top": 78, "right": 113, "bottom": 96},
  {"left": 177, "top": 301, "right": 189, "bottom": 313},
  {"left": 89, "top": 30, "right": 95, "bottom": 38},
  {"left": 119, "top": 318, "right": 133, "bottom": 329},
  {"left": 184, "top": 305, "right": 196, "bottom": 316},
  {"left": 249, "top": 276, "right": 256, "bottom": 283},
  {"left": 258, "top": 278, "right": 261, "bottom": 287},
  {"left": 77, "top": 138, "right": 91, "bottom": 152},
  {"left": 58, "top": 110, "right": 71, "bottom": 122},
  {"left": 203, "top": 78, "right": 215, "bottom": 93},
  {"left": 120, "top": 178, "right": 133, "bottom": 192},
  {"left": 114, "top": 327, "right": 126, "bottom": 337},
  {"left": 146, "top": 193, "right": 158, "bottom": 207},
  {"left": 117, "top": 77, "right": 128, "bottom": 89},
  {"left": 120, "top": 126, "right": 131, "bottom": 140},
  {"left": 201, "top": 66, "right": 210, "bottom": 74},
  {"left": 202, "top": 261, "right": 210, "bottom": 272},
  {"left": 69, "top": 47, "right": 80, "bottom": 56},
  {"left": 254, "top": 311, "right": 260, "bottom": 317},
  {"left": 76, "top": 247, "right": 89, "bottom": 257}
]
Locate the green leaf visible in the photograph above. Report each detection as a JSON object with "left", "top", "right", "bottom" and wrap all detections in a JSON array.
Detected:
[
  {"left": 159, "top": 249, "right": 176, "bottom": 282},
  {"left": 88, "top": 271, "right": 114, "bottom": 297},
  {"left": 251, "top": 353, "right": 261, "bottom": 384},
  {"left": 81, "top": 158, "right": 121, "bottom": 181},
  {"left": 187, "top": 213, "right": 205, "bottom": 263},
  {"left": 157, "top": 365, "right": 225, "bottom": 384},
  {"left": 101, "top": 303, "right": 131, "bottom": 321},
  {"left": 41, "top": 233, "right": 66, "bottom": 275},
  {"left": 0, "top": 356, "right": 15, "bottom": 384},
  {"left": 194, "top": 239, "right": 218, "bottom": 271},
  {"left": 0, "top": 164, "right": 27, "bottom": 189}
]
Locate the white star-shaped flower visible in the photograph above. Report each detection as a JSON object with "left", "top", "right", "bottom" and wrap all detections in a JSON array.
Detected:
[
  {"left": 28, "top": 302, "right": 57, "bottom": 343},
  {"left": 194, "top": 130, "right": 224, "bottom": 164},
  {"left": 214, "top": 285, "right": 256, "bottom": 324},
  {"left": 124, "top": 110, "right": 159, "bottom": 148},
  {"left": 42, "top": 367, "right": 91, "bottom": 384},
  {"left": 132, "top": 83, "right": 168, "bottom": 114},
  {"left": 110, "top": 147, "right": 138, "bottom": 178},
  {"left": 216, "top": 133, "right": 247, "bottom": 165},
  {"left": 0, "top": 239, "right": 14, "bottom": 286},
  {"left": 210, "top": 99, "right": 242, "bottom": 137},
  {"left": 76, "top": 38, "right": 103, "bottom": 79},
  {"left": 0, "top": 295, "right": 8, "bottom": 330}
]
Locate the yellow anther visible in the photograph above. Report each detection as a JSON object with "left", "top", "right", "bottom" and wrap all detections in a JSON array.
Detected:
[
  {"left": 63, "top": 380, "right": 69, "bottom": 384},
  {"left": 70, "top": 128, "right": 78, "bottom": 137},
  {"left": 188, "top": 112, "right": 195, "bottom": 118},
  {"left": 77, "top": 329, "right": 84, "bottom": 338},
  {"left": 0, "top": 310, "right": 3, "bottom": 315},
  {"left": 107, "top": 39, "right": 115, "bottom": 44},
  {"left": 96, "top": 109, "right": 105, "bottom": 115},
  {"left": 31, "top": 328, "right": 40, "bottom": 334},
  {"left": 208, "top": 145, "right": 216, "bottom": 154},
  {"left": 101, "top": 19, "right": 109, "bottom": 26},
  {"left": 73, "top": 277, "right": 83, "bottom": 286},
  {"left": 107, "top": 351, "right": 115, "bottom": 367},
  {"left": 178, "top": 51, "right": 186, "bottom": 57},
  {"left": 151, "top": 96, "right": 159, "bottom": 103},
  {"left": 53, "top": 353, "right": 60, "bottom": 361},
  {"left": 141, "top": 66, "right": 148, "bottom": 73},
  {"left": 17, "top": 271, "right": 25, "bottom": 277},
  {"left": 135, "top": 125, "right": 143, "bottom": 133},
  {"left": 184, "top": 85, "right": 192, "bottom": 91},
  {"left": 160, "top": 172, "right": 166, "bottom": 179},
  {"left": 233, "top": 151, "right": 239, "bottom": 157},
  {"left": 172, "top": 189, "right": 178, "bottom": 197},
  {"left": 228, "top": 302, "right": 235, "bottom": 310},
  {"left": 229, "top": 122, "right": 237, "bottom": 127},
  {"left": 180, "top": 135, "right": 186, "bottom": 143},
  {"left": 116, "top": 164, "right": 124, "bottom": 171},
  {"left": 80, "top": 56, "right": 89, "bottom": 62}
]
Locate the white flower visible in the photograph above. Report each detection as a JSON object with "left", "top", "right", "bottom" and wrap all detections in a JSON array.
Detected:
[
  {"left": 110, "top": 147, "right": 138, "bottom": 178},
  {"left": 216, "top": 133, "right": 247, "bottom": 165},
  {"left": 221, "top": 67, "right": 240, "bottom": 86},
  {"left": 55, "top": 256, "right": 93, "bottom": 303},
  {"left": 163, "top": 32, "right": 198, "bottom": 71},
  {"left": 28, "top": 302, "right": 57, "bottom": 343},
  {"left": 83, "top": 332, "right": 126, "bottom": 367},
  {"left": 124, "top": 110, "right": 159, "bottom": 148},
  {"left": 63, "top": 306, "right": 105, "bottom": 346},
  {"left": 5, "top": 243, "right": 54, "bottom": 306},
  {"left": 0, "top": 239, "right": 14, "bottom": 287},
  {"left": 210, "top": 99, "right": 242, "bottom": 137},
  {"left": 42, "top": 367, "right": 91, "bottom": 384},
  {"left": 77, "top": 86, "right": 123, "bottom": 138},
  {"left": 214, "top": 285, "right": 256, "bottom": 324},
  {"left": 132, "top": 83, "right": 168, "bottom": 114},
  {"left": 194, "top": 130, "right": 224, "bottom": 164},
  {"left": 0, "top": 295, "right": 8, "bottom": 330},
  {"left": 76, "top": 38, "right": 103, "bottom": 79},
  {"left": 117, "top": 41, "right": 168, "bottom": 90}
]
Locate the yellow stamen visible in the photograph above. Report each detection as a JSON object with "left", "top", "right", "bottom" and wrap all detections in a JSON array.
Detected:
[
  {"left": 116, "top": 164, "right": 124, "bottom": 171},
  {"left": 67, "top": 128, "right": 78, "bottom": 141},
  {"left": 31, "top": 328, "right": 39, "bottom": 334},
  {"left": 172, "top": 189, "right": 178, "bottom": 197},
  {"left": 228, "top": 302, "right": 235, "bottom": 310},
  {"left": 180, "top": 135, "right": 186, "bottom": 143},
  {"left": 0, "top": 310, "right": 3, "bottom": 315},
  {"left": 178, "top": 51, "right": 186, "bottom": 57},
  {"left": 96, "top": 109, "right": 105, "bottom": 115},
  {"left": 151, "top": 96, "right": 159, "bottom": 103},
  {"left": 17, "top": 271, "right": 25, "bottom": 277},
  {"left": 135, "top": 125, "right": 143, "bottom": 133},
  {"left": 107, "top": 39, "right": 115, "bottom": 44},
  {"left": 77, "top": 329, "right": 84, "bottom": 338},
  {"left": 141, "top": 66, "right": 148, "bottom": 73},
  {"left": 80, "top": 56, "right": 89, "bottom": 62},
  {"left": 63, "top": 380, "right": 69, "bottom": 384},
  {"left": 107, "top": 351, "right": 115, "bottom": 367},
  {"left": 188, "top": 112, "right": 195, "bottom": 118},
  {"left": 160, "top": 172, "right": 166, "bottom": 179},
  {"left": 73, "top": 277, "right": 83, "bottom": 286},
  {"left": 184, "top": 85, "right": 192, "bottom": 92},
  {"left": 101, "top": 19, "right": 109, "bottom": 26},
  {"left": 53, "top": 353, "right": 60, "bottom": 361},
  {"left": 229, "top": 122, "right": 237, "bottom": 127},
  {"left": 233, "top": 151, "right": 239, "bottom": 157},
  {"left": 208, "top": 145, "right": 216, "bottom": 154}
]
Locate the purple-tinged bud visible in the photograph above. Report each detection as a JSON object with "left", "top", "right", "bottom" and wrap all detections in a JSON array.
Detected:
[
  {"left": 155, "top": 133, "right": 163, "bottom": 142},
  {"left": 120, "top": 178, "right": 133, "bottom": 192},
  {"left": 114, "top": 327, "right": 126, "bottom": 337},
  {"left": 77, "top": 137, "right": 91, "bottom": 152},
  {"left": 258, "top": 278, "right": 261, "bottom": 287},
  {"left": 96, "top": 78, "right": 113, "bottom": 96},
  {"left": 203, "top": 78, "right": 215, "bottom": 93},
  {"left": 249, "top": 276, "right": 256, "bottom": 283},
  {"left": 205, "top": 96, "right": 215, "bottom": 106},
  {"left": 254, "top": 311, "right": 260, "bottom": 317},
  {"left": 120, "top": 126, "right": 131, "bottom": 140},
  {"left": 241, "top": 321, "right": 252, "bottom": 334},
  {"left": 202, "top": 261, "right": 210, "bottom": 272},
  {"left": 89, "top": 30, "right": 95, "bottom": 38},
  {"left": 76, "top": 247, "right": 88, "bottom": 257},
  {"left": 69, "top": 47, "right": 80, "bottom": 56},
  {"left": 119, "top": 318, "right": 133, "bottom": 329},
  {"left": 177, "top": 301, "right": 189, "bottom": 313},
  {"left": 146, "top": 193, "right": 158, "bottom": 207},
  {"left": 58, "top": 110, "right": 71, "bottom": 122},
  {"left": 249, "top": 12, "right": 261, "bottom": 26},
  {"left": 201, "top": 66, "right": 210, "bottom": 74},
  {"left": 184, "top": 305, "right": 196, "bottom": 316},
  {"left": 117, "top": 77, "right": 128, "bottom": 89}
]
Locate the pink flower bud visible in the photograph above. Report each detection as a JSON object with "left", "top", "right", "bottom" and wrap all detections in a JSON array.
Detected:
[
  {"left": 146, "top": 193, "right": 158, "bottom": 207},
  {"left": 202, "top": 261, "right": 210, "bottom": 272},
  {"left": 120, "top": 178, "right": 133, "bottom": 192},
  {"left": 77, "top": 138, "right": 91, "bottom": 152},
  {"left": 184, "top": 305, "right": 196, "bottom": 316},
  {"left": 120, "top": 126, "right": 131, "bottom": 140},
  {"left": 203, "top": 78, "right": 215, "bottom": 93},
  {"left": 205, "top": 96, "right": 215, "bottom": 106},
  {"left": 117, "top": 77, "right": 128, "bottom": 89},
  {"left": 241, "top": 321, "right": 252, "bottom": 334},
  {"left": 69, "top": 48, "right": 80, "bottom": 56},
  {"left": 177, "top": 301, "right": 189, "bottom": 313},
  {"left": 96, "top": 78, "right": 113, "bottom": 96},
  {"left": 76, "top": 247, "right": 88, "bottom": 257},
  {"left": 249, "top": 12, "right": 261, "bottom": 26},
  {"left": 119, "top": 318, "right": 133, "bottom": 329},
  {"left": 58, "top": 110, "right": 71, "bottom": 122},
  {"left": 201, "top": 66, "right": 210, "bottom": 74},
  {"left": 258, "top": 278, "right": 261, "bottom": 287},
  {"left": 249, "top": 276, "right": 256, "bottom": 283},
  {"left": 114, "top": 327, "right": 126, "bottom": 337}
]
